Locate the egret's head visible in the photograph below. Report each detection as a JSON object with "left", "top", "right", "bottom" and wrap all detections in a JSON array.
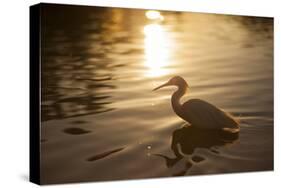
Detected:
[{"left": 153, "top": 76, "right": 189, "bottom": 91}]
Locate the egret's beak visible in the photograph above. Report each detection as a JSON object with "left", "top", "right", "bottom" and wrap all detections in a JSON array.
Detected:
[{"left": 153, "top": 81, "right": 171, "bottom": 91}]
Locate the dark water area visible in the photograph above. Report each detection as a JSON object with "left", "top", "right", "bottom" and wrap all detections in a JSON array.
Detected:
[{"left": 40, "top": 4, "right": 273, "bottom": 184}]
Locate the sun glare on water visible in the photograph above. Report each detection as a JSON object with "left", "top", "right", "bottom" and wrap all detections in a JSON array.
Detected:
[
  {"left": 145, "top": 10, "right": 164, "bottom": 21},
  {"left": 143, "top": 24, "right": 170, "bottom": 77},
  {"left": 143, "top": 11, "right": 172, "bottom": 77}
]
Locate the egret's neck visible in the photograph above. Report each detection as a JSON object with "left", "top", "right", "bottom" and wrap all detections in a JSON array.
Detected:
[{"left": 171, "top": 85, "right": 186, "bottom": 117}]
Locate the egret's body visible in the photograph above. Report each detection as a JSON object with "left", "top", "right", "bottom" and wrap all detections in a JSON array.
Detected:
[{"left": 153, "top": 76, "right": 240, "bottom": 132}]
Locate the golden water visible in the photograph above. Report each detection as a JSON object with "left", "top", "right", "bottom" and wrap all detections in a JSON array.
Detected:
[{"left": 40, "top": 5, "right": 273, "bottom": 184}]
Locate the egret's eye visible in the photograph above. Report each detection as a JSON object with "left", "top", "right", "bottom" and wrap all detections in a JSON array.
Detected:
[{"left": 170, "top": 77, "right": 177, "bottom": 84}]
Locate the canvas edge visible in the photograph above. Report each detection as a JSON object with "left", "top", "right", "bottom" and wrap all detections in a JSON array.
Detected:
[{"left": 29, "top": 3, "right": 41, "bottom": 185}]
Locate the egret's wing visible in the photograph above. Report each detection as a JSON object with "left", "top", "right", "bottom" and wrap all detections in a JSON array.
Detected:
[{"left": 182, "top": 99, "right": 239, "bottom": 131}]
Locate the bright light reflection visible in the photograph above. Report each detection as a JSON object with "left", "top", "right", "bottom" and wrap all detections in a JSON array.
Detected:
[
  {"left": 145, "top": 10, "right": 164, "bottom": 21},
  {"left": 143, "top": 24, "right": 171, "bottom": 77}
]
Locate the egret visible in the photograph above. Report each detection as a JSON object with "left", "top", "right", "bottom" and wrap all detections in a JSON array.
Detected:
[{"left": 153, "top": 76, "right": 240, "bottom": 132}]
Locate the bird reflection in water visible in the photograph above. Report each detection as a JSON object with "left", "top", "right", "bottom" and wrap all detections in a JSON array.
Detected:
[{"left": 154, "top": 125, "right": 239, "bottom": 176}]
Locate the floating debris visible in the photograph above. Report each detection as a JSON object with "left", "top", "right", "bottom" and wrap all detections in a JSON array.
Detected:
[
  {"left": 63, "top": 127, "right": 91, "bottom": 135},
  {"left": 192, "top": 155, "right": 205, "bottom": 163},
  {"left": 87, "top": 147, "right": 124, "bottom": 162}
]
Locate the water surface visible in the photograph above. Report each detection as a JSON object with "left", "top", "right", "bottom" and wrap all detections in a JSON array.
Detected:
[{"left": 40, "top": 4, "right": 273, "bottom": 184}]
